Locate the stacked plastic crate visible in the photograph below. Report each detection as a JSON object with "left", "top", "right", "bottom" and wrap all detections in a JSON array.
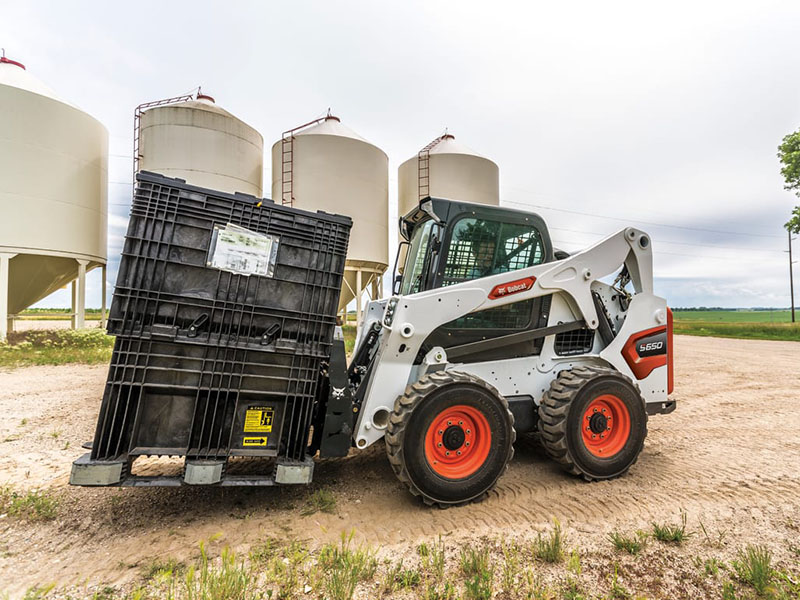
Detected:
[{"left": 82, "top": 172, "right": 351, "bottom": 485}]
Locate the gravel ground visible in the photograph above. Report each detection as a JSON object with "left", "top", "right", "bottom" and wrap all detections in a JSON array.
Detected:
[{"left": 0, "top": 335, "right": 798, "bottom": 598}]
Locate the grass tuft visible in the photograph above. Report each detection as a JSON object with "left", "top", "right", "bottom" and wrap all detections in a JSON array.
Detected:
[
  {"left": 317, "top": 530, "right": 377, "bottom": 600},
  {"left": 731, "top": 545, "right": 773, "bottom": 596},
  {"left": 609, "top": 530, "right": 647, "bottom": 555},
  {"left": 301, "top": 488, "right": 336, "bottom": 516},
  {"left": 652, "top": 511, "right": 691, "bottom": 544},
  {"left": 460, "top": 545, "right": 490, "bottom": 577},
  {"left": 533, "top": 519, "right": 566, "bottom": 563},
  {"left": 0, "top": 485, "right": 58, "bottom": 521}
]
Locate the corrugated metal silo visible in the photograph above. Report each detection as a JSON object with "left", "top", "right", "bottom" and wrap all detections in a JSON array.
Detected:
[
  {"left": 398, "top": 133, "right": 499, "bottom": 217},
  {"left": 138, "top": 93, "right": 263, "bottom": 196},
  {"left": 270, "top": 115, "right": 389, "bottom": 321},
  {"left": 0, "top": 54, "right": 108, "bottom": 340}
]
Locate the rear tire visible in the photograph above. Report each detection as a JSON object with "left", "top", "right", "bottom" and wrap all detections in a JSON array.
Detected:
[
  {"left": 385, "top": 371, "right": 515, "bottom": 507},
  {"left": 538, "top": 366, "right": 647, "bottom": 480}
]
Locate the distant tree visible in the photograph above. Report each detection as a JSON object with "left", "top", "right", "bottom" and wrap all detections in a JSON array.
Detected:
[
  {"left": 779, "top": 129, "right": 800, "bottom": 234},
  {"left": 786, "top": 205, "right": 800, "bottom": 235},
  {"left": 779, "top": 129, "right": 800, "bottom": 197}
]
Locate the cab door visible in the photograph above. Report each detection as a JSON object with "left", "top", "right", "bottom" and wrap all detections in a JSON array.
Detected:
[{"left": 421, "top": 212, "right": 551, "bottom": 363}]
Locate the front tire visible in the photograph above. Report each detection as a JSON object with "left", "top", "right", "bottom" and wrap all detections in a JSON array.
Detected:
[
  {"left": 385, "top": 371, "right": 515, "bottom": 507},
  {"left": 538, "top": 366, "right": 647, "bottom": 480}
]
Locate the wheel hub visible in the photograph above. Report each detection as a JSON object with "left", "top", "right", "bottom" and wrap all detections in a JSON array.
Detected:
[
  {"left": 588, "top": 413, "right": 608, "bottom": 434},
  {"left": 442, "top": 425, "right": 466, "bottom": 450}
]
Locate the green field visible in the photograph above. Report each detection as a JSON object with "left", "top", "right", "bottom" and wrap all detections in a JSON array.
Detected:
[{"left": 673, "top": 310, "right": 800, "bottom": 342}]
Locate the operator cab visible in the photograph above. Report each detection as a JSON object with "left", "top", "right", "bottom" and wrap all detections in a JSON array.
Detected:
[{"left": 395, "top": 198, "right": 555, "bottom": 363}]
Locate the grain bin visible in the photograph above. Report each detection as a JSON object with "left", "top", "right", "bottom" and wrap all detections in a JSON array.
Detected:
[
  {"left": 0, "top": 54, "right": 108, "bottom": 340},
  {"left": 398, "top": 133, "right": 499, "bottom": 217},
  {"left": 270, "top": 115, "right": 389, "bottom": 320},
  {"left": 137, "top": 93, "right": 263, "bottom": 197}
]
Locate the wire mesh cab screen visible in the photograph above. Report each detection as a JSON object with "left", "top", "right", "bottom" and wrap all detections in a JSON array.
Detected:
[{"left": 442, "top": 217, "right": 545, "bottom": 286}]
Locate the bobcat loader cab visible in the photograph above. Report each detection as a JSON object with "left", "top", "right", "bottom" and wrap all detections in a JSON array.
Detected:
[{"left": 346, "top": 197, "right": 674, "bottom": 506}]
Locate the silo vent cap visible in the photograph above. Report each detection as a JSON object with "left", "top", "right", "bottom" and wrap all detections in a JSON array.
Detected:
[
  {"left": 0, "top": 52, "right": 26, "bottom": 70},
  {"left": 196, "top": 93, "right": 215, "bottom": 103}
]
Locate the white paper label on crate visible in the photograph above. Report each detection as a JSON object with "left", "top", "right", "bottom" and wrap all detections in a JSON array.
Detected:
[{"left": 208, "top": 223, "right": 279, "bottom": 277}]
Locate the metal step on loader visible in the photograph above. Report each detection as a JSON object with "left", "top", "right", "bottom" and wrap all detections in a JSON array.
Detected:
[{"left": 72, "top": 174, "right": 674, "bottom": 506}]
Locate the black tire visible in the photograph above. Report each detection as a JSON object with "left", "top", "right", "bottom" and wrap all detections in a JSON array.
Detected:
[
  {"left": 538, "top": 366, "right": 647, "bottom": 480},
  {"left": 385, "top": 370, "right": 515, "bottom": 507}
]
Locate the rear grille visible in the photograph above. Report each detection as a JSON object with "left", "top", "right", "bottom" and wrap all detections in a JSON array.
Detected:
[{"left": 554, "top": 328, "right": 595, "bottom": 356}]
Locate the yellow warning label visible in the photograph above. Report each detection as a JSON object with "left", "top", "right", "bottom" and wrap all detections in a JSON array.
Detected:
[
  {"left": 243, "top": 436, "right": 268, "bottom": 447},
  {"left": 244, "top": 407, "right": 274, "bottom": 433}
]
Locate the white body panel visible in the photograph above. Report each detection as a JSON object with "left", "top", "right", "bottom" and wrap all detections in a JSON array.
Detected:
[{"left": 352, "top": 227, "right": 668, "bottom": 449}]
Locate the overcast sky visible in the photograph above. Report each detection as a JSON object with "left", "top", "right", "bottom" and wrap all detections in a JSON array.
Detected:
[{"left": 3, "top": 0, "right": 800, "bottom": 308}]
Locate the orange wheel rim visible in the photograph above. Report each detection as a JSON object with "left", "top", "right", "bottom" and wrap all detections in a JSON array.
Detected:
[
  {"left": 424, "top": 405, "right": 492, "bottom": 479},
  {"left": 581, "top": 394, "right": 631, "bottom": 458}
]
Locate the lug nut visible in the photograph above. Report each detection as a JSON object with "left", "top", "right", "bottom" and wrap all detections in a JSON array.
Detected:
[
  {"left": 457, "top": 451, "right": 462, "bottom": 456},
  {"left": 438, "top": 430, "right": 443, "bottom": 435},
  {"left": 592, "top": 434, "right": 596, "bottom": 439},
  {"left": 459, "top": 421, "right": 463, "bottom": 425},
  {"left": 607, "top": 427, "right": 611, "bottom": 431},
  {"left": 446, "top": 451, "right": 450, "bottom": 456},
  {"left": 447, "top": 421, "right": 452, "bottom": 425},
  {"left": 465, "top": 442, "right": 470, "bottom": 447},
  {"left": 594, "top": 408, "right": 598, "bottom": 413},
  {"left": 466, "top": 429, "right": 471, "bottom": 434},
  {"left": 438, "top": 442, "right": 442, "bottom": 447},
  {"left": 602, "top": 408, "right": 606, "bottom": 413}
]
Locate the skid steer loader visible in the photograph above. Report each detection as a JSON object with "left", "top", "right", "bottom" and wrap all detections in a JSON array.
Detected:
[
  {"left": 71, "top": 174, "right": 673, "bottom": 506},
  {"left": 342, "top": 197, "right": 674, "bottom": 505}
]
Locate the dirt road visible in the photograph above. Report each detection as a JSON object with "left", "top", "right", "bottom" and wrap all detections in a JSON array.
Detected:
[{"left": 1, "top": 335, "right": 799, "bottom": 598}]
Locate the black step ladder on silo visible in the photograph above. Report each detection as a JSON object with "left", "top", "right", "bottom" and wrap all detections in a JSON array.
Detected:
[
  {"left": 281, "top": 110, "right": 340, "bottom": 207},
  {"left": 417, "top": 132, "right": 451, "bottom": 200}
]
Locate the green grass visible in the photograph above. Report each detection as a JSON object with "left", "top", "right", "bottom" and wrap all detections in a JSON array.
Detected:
[
  {"left": 300, "top": 488, "right": 336, "bottom": 516},
  {"left": 0, "top": 328, "right": 115, "bottom": 367},
  {"left": 672, "top": 310, "right": 795, "bottom": 323},
  {"left": 0, "top": 485, "right": 58, "bottom": 521},
  {"left": 731, "top": 545, "right": 773, "bottom": 596},
  {"left": 673, "top": 310, "right": 800, "bottom": 342},
  {"left": 652, "top": 512, "right": 692, "bottom": 545},
  {"left": 533, "top": 519, "right": 566, "bottom": 563},
  {"left": 609, "top": 530, "right": 647, "bottom": 555},
  {"left": 317, "top": 531, "right": 377, "bottom": 600},
  {"left": 342, "top": 324, "right": 356, "bottom": 354}
]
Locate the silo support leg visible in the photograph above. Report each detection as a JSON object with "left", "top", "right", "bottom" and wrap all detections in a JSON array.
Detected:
[
  {"left": 356, "top": 270, "right": 363, "bottom": 340},
  {"left": 75, "top": 260, "right": 88, "bottom": 329},
  {"left": 0, "top": 253, "right": 16, "bottom": 343},
  {"left": 101, "top": 263, "right": 107, "bottom": 328}
]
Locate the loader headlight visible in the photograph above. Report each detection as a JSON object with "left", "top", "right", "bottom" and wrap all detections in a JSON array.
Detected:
[{"left": 384, "top": 297, "right": 399, "bottom": 327}]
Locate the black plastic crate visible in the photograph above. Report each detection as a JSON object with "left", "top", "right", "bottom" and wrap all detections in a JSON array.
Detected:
[
  {"left": 90, "top": 337, "right": 321, "bottom": 462},
  {"left": 107, "top": 172, "right": 351, "bottom": 355}
]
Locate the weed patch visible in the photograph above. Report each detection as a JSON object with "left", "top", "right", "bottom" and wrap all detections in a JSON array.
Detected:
[
  {"left": 0, "top": 486, "right": 58, "bottom": 521},
  {"left": 301, "top": 488, "right": 336, "bottom": 516},
  {"left": 533, "top": 519, "right": 565, "bottom": 563}
]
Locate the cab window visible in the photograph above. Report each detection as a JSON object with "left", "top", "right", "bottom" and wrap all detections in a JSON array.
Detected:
[{"left": 442, "top": 217, "right": 545, "bottom": 286}]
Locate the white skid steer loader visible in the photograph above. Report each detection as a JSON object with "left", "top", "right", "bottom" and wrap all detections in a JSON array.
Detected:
[{"left": 344, "top": 197, "right": 674, "bottom": 506}]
